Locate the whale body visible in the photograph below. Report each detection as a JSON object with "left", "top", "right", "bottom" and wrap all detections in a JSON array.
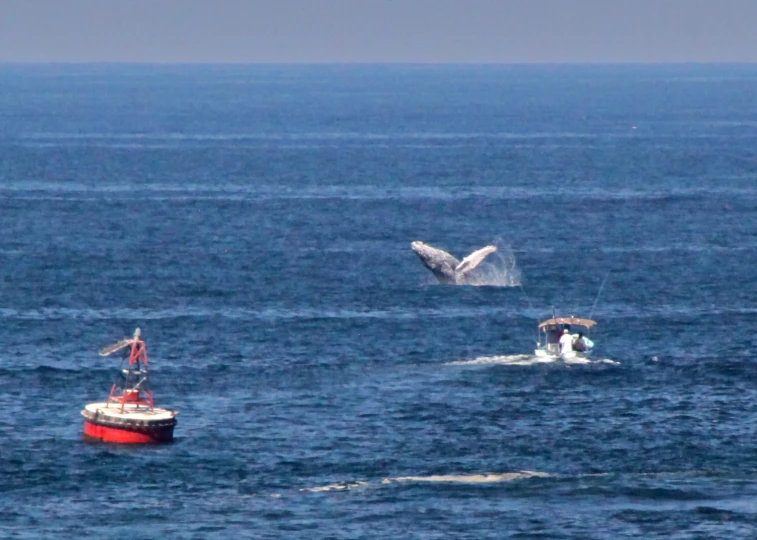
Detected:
[{"left": 410, "top": 241, "right": 498, "bottom": 284}]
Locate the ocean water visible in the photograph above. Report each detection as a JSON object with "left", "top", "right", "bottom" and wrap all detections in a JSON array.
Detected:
[{"left": 1, "top": 64, "right": 757, "bottom": 539}]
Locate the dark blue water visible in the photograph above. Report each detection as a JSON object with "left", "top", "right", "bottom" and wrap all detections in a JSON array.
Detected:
[{"left": 2, "top": 64, "right": 757, "bottom": 539}]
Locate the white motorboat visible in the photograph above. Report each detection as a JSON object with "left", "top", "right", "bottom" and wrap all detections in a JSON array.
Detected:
[{"left": 534, "top": 316, "right": 597, "bottom": 361}]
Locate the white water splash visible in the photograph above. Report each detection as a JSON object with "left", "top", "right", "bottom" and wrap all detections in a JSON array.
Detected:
[
  {"left": 464, "top": 242, "right": 522, "bottom": 287},
  {"left": 301, "top": 470, "right": 550, "bottom": 492}
]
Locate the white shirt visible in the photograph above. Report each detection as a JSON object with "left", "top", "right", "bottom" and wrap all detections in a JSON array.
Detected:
[{"left": 559, "top": 333, "right": 573, "bottom": 354}]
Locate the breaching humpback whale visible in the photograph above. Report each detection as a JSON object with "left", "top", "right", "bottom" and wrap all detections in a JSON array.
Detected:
[{"left": 411, "top": 241, "right": 498, "bottom": 284}]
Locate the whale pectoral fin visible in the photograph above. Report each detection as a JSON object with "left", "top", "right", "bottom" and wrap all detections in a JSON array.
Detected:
[{"left": 455, "top": 245, "right": 497, "bottom": 276}]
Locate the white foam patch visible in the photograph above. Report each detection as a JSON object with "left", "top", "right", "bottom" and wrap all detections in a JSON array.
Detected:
[
  {"left": 301, "top": 481, "right": 369, "bottom": 493},
  {"left": 387, "top": 471, "right": 550, "bottom": 484},
  {"left": 301, "top": 471, "right": 550, "bottom": 492},
  {"left": 447, "top": 355, "right": 619, "bottom": 366}
]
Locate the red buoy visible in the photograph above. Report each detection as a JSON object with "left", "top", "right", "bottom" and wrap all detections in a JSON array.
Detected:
[{"left": 82, "top": 328, "right": 177, "bottom": 444}]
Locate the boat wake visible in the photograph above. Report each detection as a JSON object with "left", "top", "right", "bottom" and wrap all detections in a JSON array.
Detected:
[
  {"left": 301, "top": 470, "right": 550, "bottom": 492},
  {"left": 447, "top": 355, "right": 619, "bottom": 366}
]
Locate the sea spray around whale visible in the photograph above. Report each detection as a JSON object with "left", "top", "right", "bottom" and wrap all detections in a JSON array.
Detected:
[{"left": 464, "top": 242, "right": 522, "bottom": 286}]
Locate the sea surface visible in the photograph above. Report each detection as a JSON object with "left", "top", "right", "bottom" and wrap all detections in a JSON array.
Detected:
[{"left": 1, "top": 64, "right": 757, "bottom": 539}]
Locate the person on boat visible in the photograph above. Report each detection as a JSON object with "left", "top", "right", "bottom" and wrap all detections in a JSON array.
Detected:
[
  {"left": 573, "top": 332, "right": 594, "bottom": 352},
  {"left": 559, "top": 329, "right": 573, "bottom": 355},
  {"left": 573, "top": 332, "right": 586, "bottom": 352}
]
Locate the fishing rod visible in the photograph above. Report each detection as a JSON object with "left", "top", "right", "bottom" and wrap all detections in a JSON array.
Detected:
[
  {"left": 515, "top": 281, "right": 538, "bottom": 343},
  {"left": 588, "top": 271, "right": 610, "bottom": 321},
  {"left": 519, "top": 283, "right": 535, "bottom": 313}
]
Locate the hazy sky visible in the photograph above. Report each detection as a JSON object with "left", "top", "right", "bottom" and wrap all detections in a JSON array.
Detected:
[{"left": 1, "top": 0, "right": 755, "bottom": 63}]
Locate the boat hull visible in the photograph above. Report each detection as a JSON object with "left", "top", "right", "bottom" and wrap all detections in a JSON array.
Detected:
[
  {"left": 81, "top": 403, "right": 177, "bottom": 444},
  {"left": 83, "top": 419, "right": 175, "bottom": 444}
]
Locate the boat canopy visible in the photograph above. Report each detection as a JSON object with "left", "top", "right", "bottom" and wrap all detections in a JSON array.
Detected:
[{"left": 538, "top": 317, "right": 597, "bottom": 329}]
